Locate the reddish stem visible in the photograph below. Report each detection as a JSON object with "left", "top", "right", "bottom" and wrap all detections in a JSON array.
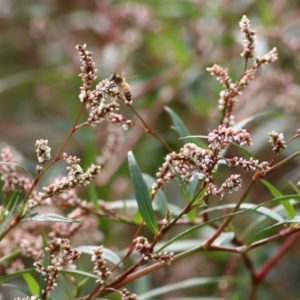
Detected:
[{"left": 255, "top": 232, "right": 300, "bottom": 281}]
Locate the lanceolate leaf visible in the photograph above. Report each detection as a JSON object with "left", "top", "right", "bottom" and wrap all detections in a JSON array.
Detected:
[
  {"left": 199, "top": 203, "right": 284, "bottom": 223},
  {"left": 165, "top": 106, "right": 207, "bottom": 148},
  {"left": 232, "top": 111, "right": 282, "bottom": 131},
  {"left": 229, "top": 143, "right": 253, "bottom": 159},
  {"left": 23, "top": 213, "right": 81, "bottom": 223},
  {"left": 0, "top": 193, "right": 18, "bottom": 237},
  {"left": 249, "top": 195, "right": 300, "bottom": 213},
  {"left": 187, "top": 174, "right": 199, "bottom": 199},
  {"left": 2, "top": 283, "right": 31, "bottom": 297},
  {"left": 156, "top": 210, "right": 244, "bottom": 253},
  {"left": 22, "top": 272, "right": 39, "bottom": 295},
  {"left": 170, "top": 164, "right": 191, "bottom": 202},
  {"left": 247, "top": 216, "right": 300, "bottom": 245},
  {"left": 0, "top": 269, "right": 36, "bottom": 283},
  {"left": 261, "top": 179, "right": 296, "bottom": 218},
  {"left": 143, "top": 174, "right": 168, "bottom": 217},
  {"left": 128, "top": 152, "right": 158, "bottom": 233},
  {"left": 139, "top": 277, "right": 246, "bottom": 300}
]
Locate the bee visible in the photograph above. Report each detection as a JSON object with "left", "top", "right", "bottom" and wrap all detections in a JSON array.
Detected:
[{"left": 109, "top": 73, "right": 132, "bottom": 103}]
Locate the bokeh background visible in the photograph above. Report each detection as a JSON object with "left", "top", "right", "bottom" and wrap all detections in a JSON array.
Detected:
[{"left": 1, "top": 1, "right": 300, "bottom": 299}]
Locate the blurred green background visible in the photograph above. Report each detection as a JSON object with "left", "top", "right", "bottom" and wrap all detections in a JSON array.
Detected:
[{"left": 1, "top": 0, "right": 300, "bottom": 299}]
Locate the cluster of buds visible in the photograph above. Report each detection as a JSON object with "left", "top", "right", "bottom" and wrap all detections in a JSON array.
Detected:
[
  {"left": 0, "top": 148, "right": 31, "bottom": 193},
  {"left": 239, "top": 15, "right": 256, "bottom": 59},
  {"left": 77, "top": 44, "right": 98, "bottom": 103},
  {"left": 45, "top": 238, "right": 81, "bottom": 263},
  {"left": 33, "top": 261, "right": 60, "bottom": 297},
  {"left": 33, "top": 238, "right": 80, "bottom": 299},
  {"left": 41, "top": 154, "right": 101, "bottom": 199},
  {"left": 208, "top": 125, "right": 252, "bottom": 151},
  {"left": 35, "top": 139, "right": 51, "bottom": 164},
  {"left": 91, "top": 246, "right": 111, "bottom": 284},
  {"left": 268, "top": 131, "right": 287, "bottom": 154},
  {"left": 207, "top": 16, "right": 278, "bottom": 127},
  {"left": 226, "top": 157, "right": 269, "bottom": 174},
  {"left": 76, "top": 44, "right": 130, "bottom": 128},
  {"left": 205, "top": 174, "right": 242, "bottom": 200},
  {"left": 152, "top": 124, "right": 257, "bottom": 199},
  {"left": 152, "top": 124, "right": 269, "bottom": 200},
  {"left": 121, "top": 288, "right": 138, "bottom": 300},
  {"left": 151, "top": 143, "right": 216, "bottom": 197},
  {"left": 133, "top": 236, "right": 174, "bottom": 265}
]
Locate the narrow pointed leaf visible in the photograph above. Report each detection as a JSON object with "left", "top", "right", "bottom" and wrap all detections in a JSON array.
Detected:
[
  {"left": 2, "top": 283, "right": 31, "bottom": 297},
  {"left": 0, "top": 193, "right": 18, "bottom": 236},
  {"left": 249, "top": 195, "right": 300, "bottom": 213},
  {"left": 143, "top": 174, "right": 168, "bottom": 217},
  {"left": 156, "top": 210, "right": 245, "bottom": 253},
  {"left": 233, "top": 111, "right": 282, "bottom": 131},
  {"left": 128, "top": 152, "right": 158, "bottom": 233},
  {"left": 187, "top": 174, "right": 199, "bottom": 199},
  {"left": 165, "top": 106, "right": 207, "bottom": 148},
  {"left": 247, "top": 216, "right": 300, "bottom": 245},
  {"left": 0, "top": 269, "right": 36, "bottom": 283},
  {"left": 171, "top": 164, "right": 191, "bottom": 201},
  {"left": 199, "top": 203, "right": 284, "bottom": 223},
  {"left": 261, "top": 179, "right": 295, "bottom": 218},
  {"left": 289, "top": 182, "right": 300, "bottom": 194},
  {"left": 23, "top": 213, "right": 81, "bottom": 223},
  {"left": 229, "top": 143, "right": 253, "bottom": 159},
  {"left": 139, "top": 277, "right": 247, "bottom": 300},
  {"left": 22, "top": 272, "right": 39, "bottom": 295}
]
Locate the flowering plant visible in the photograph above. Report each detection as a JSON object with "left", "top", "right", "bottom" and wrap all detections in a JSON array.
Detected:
[{"left": 1, "top": 15, "right": 300, "bottom": 300}]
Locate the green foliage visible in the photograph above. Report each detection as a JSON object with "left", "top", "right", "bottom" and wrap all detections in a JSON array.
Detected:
[
  {"left": 1, "top": 2, "right": 300, "bottom": 300},
  {"left": 128, "top": 151, "right": 158, "bottom": 233}
]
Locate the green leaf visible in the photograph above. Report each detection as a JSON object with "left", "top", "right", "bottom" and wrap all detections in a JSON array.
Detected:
[
  {"left": 186, "top": 208, "right": 197, "bottom": 222},
  {"left": 179, "top": 135, "right": 208, "bottom": 140},
  {"left": 107, "top": 199, "right": 183, "bottom": 217},
  {"left": 143, "top": 174, "right": 168, "bottom": 217},
  {"left": 199, "top": 203, "right": 284, "bottom": 223},
  {"left": 187, "top": 174, "right": 199, "bottom": 199},
  {"left": 247, "top": 216, "right": 300, "bottom": 245},
  {"left": 128, "top": 152, "right": 158, "bottom": 233},
  {"left": 289, "top": 181, "right": 300, "bottom": 194},
  {"left": 213, "top": 232, "right": 235, "bottom": 246},
  {"left": 75, "top": 246, "right": 123, "bottom": 269},
  {"left": 156, "top": 210, "right": 245, "bottom": 253},
  {"left": 229, "top": 143, "right": 253, "bottom": 159},
  {"left": 2, "top": 283, "right": 32, "bottom": 297},
  {"left": 0, "top": 269, "right": 36, "bottom": 283},
  {"left": 23, "top": 213, "right": 81, "bottom": 223},
  {"left": 0, "top": 249, "right": 21, "bottom": 264},
  {"left": 165, "top": 106, "right": 207, "bottom": 148},
  {"left": 60, "top": 269, "right": 98, "bottom": 280},
  {"left": 261, "top": 179, "right": 296, "bottom": 218},
  {"left": 0, "top": 192, "right": 18, "bottom": 237},
  {"left": 88, "top": 182, "right": 99, "bottom": 210},
  {"left": 154, "top": 239, "right": 204, "bottom": 253},
  {"left": 133, "top": 209, "right": 144, "bottom": 225},
  {"left": 170, "top": 164, "right": 191, "bottom": 202},
  {"left": 232, "top": 111, "right": 282, "bottom": 131},
  {"left": 249, "top": 195, "right": 300, "bottom": 215},
  {"left": 22, "top": 272, "right": 39, "bottom": 295},
  {"left": 139, "top": 277, "right": 247, "bottom": 300}
]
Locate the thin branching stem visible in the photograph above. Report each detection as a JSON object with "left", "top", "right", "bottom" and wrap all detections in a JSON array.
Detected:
[{"left": 204, "top": 180, "right": 256, "bottom": 247}]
